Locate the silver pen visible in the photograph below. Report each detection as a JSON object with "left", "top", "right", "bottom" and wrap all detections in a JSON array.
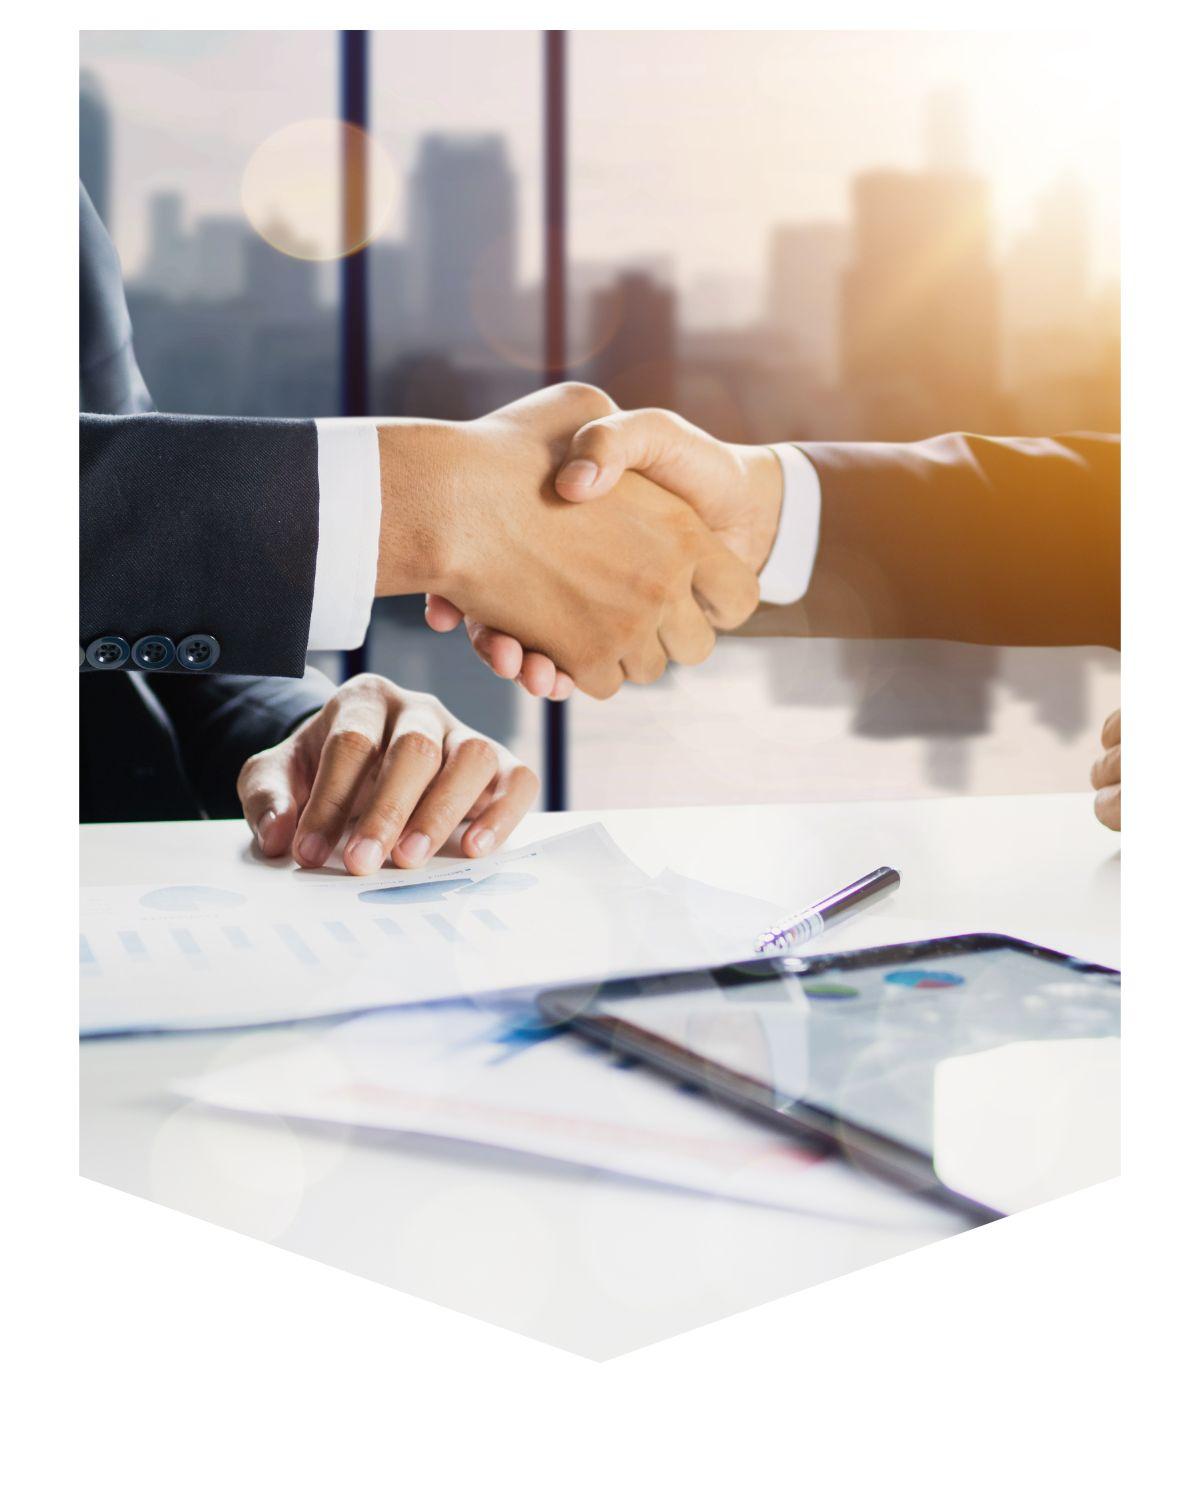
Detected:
[{"left": 754, "top": 866, "right": 901, "bottom": 955}]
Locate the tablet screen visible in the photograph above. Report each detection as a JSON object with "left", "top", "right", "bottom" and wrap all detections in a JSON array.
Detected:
[{"left": 577, "top": 937, "right": 1120, "bottom": 1216}]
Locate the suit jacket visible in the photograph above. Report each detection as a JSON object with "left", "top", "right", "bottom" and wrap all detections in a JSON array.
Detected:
[
  {"left": 79, "top": 184, "right": 333, "bottom": 821},
  {"left": 741, "top": 433, "right": 1119, "bottom": 650}
]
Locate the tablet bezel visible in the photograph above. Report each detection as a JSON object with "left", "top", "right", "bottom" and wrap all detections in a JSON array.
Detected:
[{"left": 535, "top": 932, "right": 1120, "bottom": 1223}]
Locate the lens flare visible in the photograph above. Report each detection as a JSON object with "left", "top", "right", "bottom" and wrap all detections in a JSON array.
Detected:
[{"left": 241, "top": 118, "right": 397, "bottom": 261}]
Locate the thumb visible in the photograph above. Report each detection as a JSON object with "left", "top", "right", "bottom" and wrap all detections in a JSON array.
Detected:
[
  {"left": 692, "top": 541, "right": 761, "bottom": 632},
  {"left": 555, "top": 410, "right": 680, "bottom": 502},
  {"left": 238, "top": 745, "right": 302, "bottom": 859}
]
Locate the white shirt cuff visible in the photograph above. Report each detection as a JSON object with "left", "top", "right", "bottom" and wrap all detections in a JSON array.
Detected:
[
  {"left": 309, "top": 419, "right": 382, "bottom": 651},
  {"left": 756, "top": 443, "right": 822, "bottom": 606}
]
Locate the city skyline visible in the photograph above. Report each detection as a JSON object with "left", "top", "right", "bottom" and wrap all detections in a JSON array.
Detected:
[
  {"left": 80, "top": 30, "right": 1119, "bottom": 291},
  {"left": 76, "top": 36, "right": 1120, "bottom": 804},
  {"left": 85, "top": 73, "right": 1116, "bottom": 385}
]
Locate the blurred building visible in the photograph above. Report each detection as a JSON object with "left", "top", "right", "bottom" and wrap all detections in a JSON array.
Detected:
[
  {"left": 369, "top": 240, "right": 412, "bottom": 373},
  {"left": 192, "top": 215, "right": 249, "bottom": 302},
  {"left": 841, "top": 164, "right": 1000, "bottom": 439},
  {"left": 1003, "top": 175, "right": 1117, "bottom": 432},
  {"left": 588, "top": 271, "right": 678, "bottom": 411},
  {"left": 79, "top": 70, "right": 112, "bottom": 230},
  {"left": 407, "top": 134, "right": 516, "bottom": 354},
  {"left": 767, "top": 222, "right": 849, "bottom": 387},
  {"left": 140, "top": 192, "right": 193, "bottom": 301},
  {"left": 246, "top": 229, "right": 319, "bottom": 324}
]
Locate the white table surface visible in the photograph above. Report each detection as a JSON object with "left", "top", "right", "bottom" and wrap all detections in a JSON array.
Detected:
[{"left": 80, "top": 794, "right": 1119, "bottom": 1360}]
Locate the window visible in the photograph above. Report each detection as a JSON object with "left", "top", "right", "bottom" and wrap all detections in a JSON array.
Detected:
[
  {"left": 363, "top": 31, "right": 546, "bottom": 782},
  {"left": 565, "top": 30, "right": 1119, "bottom": 806},
  {"left": 80, "top": 31, "right": 339, "bottom": 418},
  {"left": 81, "top": 30, "right": 1120, "bottom": 809}
]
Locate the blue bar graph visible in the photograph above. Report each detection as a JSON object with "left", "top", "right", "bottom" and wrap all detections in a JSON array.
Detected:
[
  {"left": 171, "top": 928, "right": 203, "bottom": 957},
  {"left": 275, "top": 923, "right": 318, "bottom": 966},
  {"left": 475, "top": 909, "right": 508, "bottom": 933},
  {"left": 79, "top": 934, "right": 96, "bottom": 965},
  {"left": 325, "top": 921, "right": 357, "bottom": 945},
  {"left": 425, "top": 914, "right": 462, "bottom": 945},
  {"left": 119, "top": 930, "right": 147, "bottom": 958},
  {"left": 374, "top": 917, "right": 404, "bottom": 939},
  {"left": 223, "top": 926, "right": 252, "bottom": 950}
]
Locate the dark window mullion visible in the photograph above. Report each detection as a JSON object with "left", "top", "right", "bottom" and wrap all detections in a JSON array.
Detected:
[
  {"left": 542, "top": 28, "right": 569, "bottom": 811},
  {"left": 340, "top": 28, "right": 370, "bottom": 681}
]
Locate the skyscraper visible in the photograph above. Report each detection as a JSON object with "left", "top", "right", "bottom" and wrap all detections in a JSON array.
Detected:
[
  {"left": 245, "top": 229, "right": 319, "bottom": 323},
  {"left": 841, "top": 166, "right": 999, "bottom": 437},
  {"left": 79, "top": 70, "right": 112, "bottom": 230},
  {"left": 140, "top": 192, "right": 192, "bottom": 299},
  {"left": 767, "top": 223, "right": 849, "bottom": 386},
  {"left": 1003, "top": 175, "right": 1109, "bottom": 430},
  {"left": 407, "top": 134, "right": 516, "bottom": 352},
  {"left": 589, "top": 271, "right": 677, "bottom": 412},
  {"left": 192, "top": 215, "right": 250, "bottom": 302},
  {"left": 837, "top": 94, "right": 1001, "bottom": 435}
]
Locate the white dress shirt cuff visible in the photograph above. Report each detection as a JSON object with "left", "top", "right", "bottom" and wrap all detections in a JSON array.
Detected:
[
  {"left": 309, "top": 419, "right": 382, "bottom": 651},
  {"left": 756, "top": 443, "right": 822, "bottom": 606}
]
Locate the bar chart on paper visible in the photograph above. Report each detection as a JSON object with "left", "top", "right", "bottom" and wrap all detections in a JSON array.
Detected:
[{"left": 78, "top": 824, "right": 785, "bottom": 1037}]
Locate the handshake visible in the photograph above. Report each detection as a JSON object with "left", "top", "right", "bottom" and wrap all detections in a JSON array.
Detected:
[{"left": 373, "top": 383, "right": 773, "bottom": 698}]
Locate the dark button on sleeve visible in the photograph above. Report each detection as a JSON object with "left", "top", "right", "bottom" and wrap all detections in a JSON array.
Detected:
[
  {"left": 85, "top": 635, "right": 131, "bottom": 670},
  {"left": 132, "top": 634, "right": 175, "bottom": 671},
  {"left": 176, "top": 633, "right": 221, "bottom": 671}
]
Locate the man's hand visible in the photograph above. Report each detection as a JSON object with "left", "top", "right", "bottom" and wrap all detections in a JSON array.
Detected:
[
  {"left": 376, "top": 386, "right": 759, "bottom": 698},
  {"left": 554, "top": 409, "right": 782, "bottom": 572},
  {"left": 425, "top": 406, "right": 780, "bottom": 695},
  {"left": 1091, "top": 709, "right": 1121, "bottom": 831},
  {"left": 236, "top": 674, "right": 538, "bottom": 875}
]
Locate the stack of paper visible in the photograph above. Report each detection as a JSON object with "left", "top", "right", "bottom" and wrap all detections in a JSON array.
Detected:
[
  {"left": 177, "top": 1001, "right": 963, "bottom": 1230},
  {"left": 79, "top": 824, "right": 784, "bottom": 1035}
]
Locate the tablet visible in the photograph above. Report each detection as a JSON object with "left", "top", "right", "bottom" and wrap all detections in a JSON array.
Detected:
[{"left": 536, "top": 934, "right": 1120, "bottom": 1221}]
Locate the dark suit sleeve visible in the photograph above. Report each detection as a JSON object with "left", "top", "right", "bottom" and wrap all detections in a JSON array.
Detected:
[
  {"left": 147, "top": 665, "right": 335, "bottom": 817},
  {"left": 741, "top": 433, "right": 1119, "bottom": 649},
  {"left": 80, "top": 411, "right": 321, "bottom": 677}
]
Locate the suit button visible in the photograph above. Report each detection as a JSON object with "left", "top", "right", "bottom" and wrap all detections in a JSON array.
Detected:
[
  {"left": 176, "top": 633, "right": 221, "bottom": 671},
  {"left": 132, "top": 634, "right": 175, "bottom": 671},
  {"left": 85, "top": 635, "right": 131, "bottom": 670}
]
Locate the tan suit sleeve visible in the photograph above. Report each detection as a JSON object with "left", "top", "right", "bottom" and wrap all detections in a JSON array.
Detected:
[{"left": 739, "top": 433, "right": 1120, "bottom": 649}]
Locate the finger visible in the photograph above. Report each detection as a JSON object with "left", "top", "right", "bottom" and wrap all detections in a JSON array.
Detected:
[
  {"left": 574, "top": 656, "right": 626, "bottom": 701},
  {"left": 237, "top": 747, "right": 302, "bottom": 859},
  {"left": 425, "top": 595, "right": 465, "bottom": 632},
  {"left": 620, "top": 636, "right": 669, "bottom": 686},
  {"left": 1094, "top": 784, "right": 1121, "bottom": 831},
  {"left": 691, "top": 542, "right": 760, "bottom": 630},
  {"left": 1090, "top": 743, "right": 1121, "bottom": 790},
  {"left": 292, "top": 698, "right": 388, "bottom": 868},
  {"left": 1100, "top": 708, "right": 1121, "bottom": 750},
  {"left": 658, "top": 593, "right": 717, "bottom": 667},
  {"left": 342, "top": 712, "right": 448, "bottom": 874},
  {"left": 394, "top": 735, "right": 500, "bottom": 868},
  {"left": 465, "top": 618, "right": 524, "bottom": 681},
  {"left": 555, "top": 410, "right": 681, "bottom": 501},
  {"left": 548, "top": 671, "right": 575, "bottom": 701},
  {"left": 462, "top": 763, "right": 540, "bottom": 858},
  {"left": 517, "top": 653, "right": 558, "bottom": 697}
]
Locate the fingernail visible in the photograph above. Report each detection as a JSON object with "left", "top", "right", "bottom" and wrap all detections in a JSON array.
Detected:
[
  {"left": 470, "top": 827, "right": 495, "bottom": 856},
  {"left": 345, "top": 836, "right": 384, "bottom": 874},
  {"left": 257, "top": 810, "right": 277, "bottom": 846},
  {"left": 398, "top": 831, "right": 431, "bottom": 865},
  {"left": 298, "top": 833, "right": 329, "bottom": 866},
  {"left": 559, "top": 459, "right": 598, "bottom": 488}
]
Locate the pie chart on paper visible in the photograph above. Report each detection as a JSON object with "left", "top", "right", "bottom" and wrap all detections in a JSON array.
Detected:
[
  {"left": 884, "top": 969, "right": 965, "bottom": 990},
  {"left": 139, "top": 885, "right": 246, "bottom": 913}
]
